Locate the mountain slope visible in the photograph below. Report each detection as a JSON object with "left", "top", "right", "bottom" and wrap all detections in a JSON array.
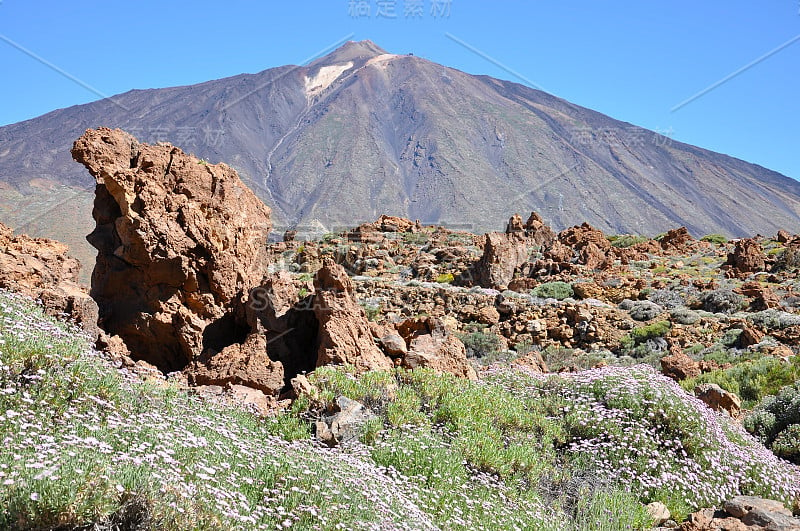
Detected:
[{"left": 1, "top": 40, "right": 799, "bottom": 274}]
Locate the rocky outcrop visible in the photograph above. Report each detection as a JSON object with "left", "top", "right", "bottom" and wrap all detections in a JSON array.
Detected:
[
  {"left": 694, "top": 383, "right": 742, "bottom": 418},
  {"left": 660, "top": 227, "right": 694, "bottom": 252},
  {"left": 660, "top": 350, "right": 701, "bottom": 381},
  {"left": 186, "top": 334, "right": 284, "bottom": 395},
  {"left": 397, "top": 317, "right": 477, "bottom": 379},
  {"left": 314, "top": 259, "right": 393, "bottom": 372},
  {"left": 72, "top": 127, "right": 272, "bottom": 371},
  {"left": 475, "top": 232, "right": 529, "bottom": 289},
  {"left": 524, "top": 212, "right": 557, "bottom": 246},
  {"left": 0, "top": 222, "right": 98, "bottom": 336},
  {"left": 680, "top": 496, "right": 800, "bottom": 531},
  {"left": 738, "top": 281, "right": 780, "bottom": 311},
  {"left": 556, "top": 223, "right": 613, "bottom": 270},
  {"left": 726, "top": 238, "right": 767, "bottom": 277}
]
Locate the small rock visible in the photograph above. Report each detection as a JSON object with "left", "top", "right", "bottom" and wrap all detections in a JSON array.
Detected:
[{"left": 646, "top": 501, "right": 671, "bottom": 526}]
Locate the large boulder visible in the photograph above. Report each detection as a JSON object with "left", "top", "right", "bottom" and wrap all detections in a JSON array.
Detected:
[
  {"left": 72, "top": 128, "right": 272, "bottom": 371},
  {"left": 186, "top": 333, "right": 285, "bottom": 395},
  {"left": 694, "top": 383, "right": 742, "bottom": 418},
  {"left": 398, "top": 317, "right": 477, "bottom": 380},
  {"left": 557, "top": 223, "right": 613, "bottom": 269},
  {"left": 0, "top": 222, "right": 99, "bottom": 336},
  {"left": 475, "top": 232, "right": 529, "bottom": 289},
  {"left": 726, "top": 238, "right": 767, "bottom": 276},
  {"left": 313, "top": 259, "right": 393, "bottom": 372}
]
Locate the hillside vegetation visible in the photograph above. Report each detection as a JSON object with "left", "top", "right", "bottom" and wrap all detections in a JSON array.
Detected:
[{"left": 2, "top": 290, "right": 798, "bottom": 530}]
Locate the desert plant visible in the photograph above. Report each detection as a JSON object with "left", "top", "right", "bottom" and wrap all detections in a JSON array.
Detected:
[
  {"left": 608, "top": 234, "right": 649, "bottom": 248},
  {"left": 628, "top": 300, "right": 664, "bottom": 321},
  {"left": 619, "top": 320, "right": 671, "bottom": 357},
  {"left": 700, "top": 289, "right": 745, "bottom": 314},
  {"left": 744, "top": 382, "right": 800, "bottom": 464},
  {"left": 457, "top": 329, "right": 504, "bottom": 361},
  {"left": 700, "top": 234, "right": 728, "bottom": 244},
  {"left": 435, "top": 272, "right": 455, "bottom": 284},
  {"left": 532, "top": 281, "right": 574, "bottom": 300},
  {"left": 670, "top": 307, "right": 701, "bottom": 325}
]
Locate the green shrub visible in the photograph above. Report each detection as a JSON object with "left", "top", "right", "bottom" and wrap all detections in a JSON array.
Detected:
[
  {"left": 457, "top": 330, "right": 504, "bottom": 361},
  {"left": 744, "top": 382, "right": 800, "bottom": 464},
  {"left": 532, "top": 281, "right": 574, "bottom": 300},
  {"left": 700, "top": 234, "right": 728, "bottom": 244},
  {"left": 684, "top": 355, "right": 800, "bottom": 407},
  {"left": 609, "top": 234, "right": 649, "bottom": 248}
]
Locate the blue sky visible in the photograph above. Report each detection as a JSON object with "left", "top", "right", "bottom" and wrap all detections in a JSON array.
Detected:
[{"left": 1, "top": 0, "right": 798, "bottom": 179}]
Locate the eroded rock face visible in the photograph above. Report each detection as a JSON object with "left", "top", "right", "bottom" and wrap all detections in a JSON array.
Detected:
[
  {"left": 186, "top": 333, "right": 285, "bottom": 395},
  {"left": 397, "top": 317, "right": 477, "bottom": 380},
  {"left": 660, "top": 227, "right": 693, "bottom": 252},
  {"left": 0, "top": 222, "right": 99, "bottom": 336},
  {"left": 313, "top": 259, "right": 393, "bottom": 372},
  {"left": 72, "top": 128, "right": 271, "bottom": 371},
  {"left": 694, "top": 383, "right": 742, "bottom": 418},
  {"left": 726, "top": 238, "right": 767, "bottom": 276},
  {"left": 475, "top": 232, "right": 529, "bottom": 289}
]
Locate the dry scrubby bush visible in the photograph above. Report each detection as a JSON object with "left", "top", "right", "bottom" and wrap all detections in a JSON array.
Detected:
[
  {"left": 700, "top": 289, "right": 745, "bottom": 314},
  {"left": 620, "top": 299, "right": 664, "bottom": 321},
  {"left": 747, "top": 309, "right": 800, "bottom": 330},
  {"left": 670, "top": 307, "right": 701, "bottom": 325}
]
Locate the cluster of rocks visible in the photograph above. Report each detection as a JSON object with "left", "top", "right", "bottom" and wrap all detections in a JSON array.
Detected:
[{"left": 0, "top": 222, "right": 98, "bottom": 335}]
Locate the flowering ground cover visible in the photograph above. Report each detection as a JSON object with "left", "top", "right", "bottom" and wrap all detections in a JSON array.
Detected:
[{"left": 1, "top": 289, "right": 798, "bottom": 529}]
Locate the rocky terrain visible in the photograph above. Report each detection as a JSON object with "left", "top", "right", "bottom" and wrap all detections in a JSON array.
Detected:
[
  {"left": 3, "top": 40, "right": 800, "bottom": 280},
  {"left": 1, "top": 129, "right": 800, "bottom": 529}
]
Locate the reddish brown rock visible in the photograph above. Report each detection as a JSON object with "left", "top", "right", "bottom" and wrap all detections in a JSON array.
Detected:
[
  {"left": 186, "top": 333, "right": 284, "bottom": 395},
  {"left": 777, "top": 230, "right": 792, "bottom": 243},
  {"left": 513, "top": 350, "right": 548, "bottom": 373},
  {"left": 375, "top": 215, "right": 417, "bottom": 233},
  {"left": 72, "top": 127, "right": 271, "bottom": 370},
  {"left": 559, "top": 223, "right": 612, "bottom": 252},
  {"left": 544, "top": 240, "right": 574, "bottom": 263},
  {"left": 475, "top": 232, "right": 529, "bottom": 289},
  {"left": 313, "top": 259, "right": 393, "bottom": 372},
  {"left": 558, "top": 223, "right": 613, "bottom": 269},
  {"left": 660, "top": 227, "right": 694, "bottom": 252},
  {"left": 0, "top": 222, "right": 99, "bottom": 336},
  {"left": 403, "top": 331, "right": 477, "bottom": 380},
  {"left": 505, "top": 213, "right": 525, "bottom": 234},
  {"left": 396, "top": 316, "right": 477, "bottom": 379},
  {"left": 726, "top": 238, "right": 767, "bottom": 276},
  {"left": 524, "top": 211, "right": 557, "bottom": 246},
  {"left": 661, "top": 351, "right": 701, "bottom": 381},
  {"left": 694, "top": 383, "right": 742, "bottom": 418},
  {"left": 737, "top": 281, "right": 780, "bottom": 311}
]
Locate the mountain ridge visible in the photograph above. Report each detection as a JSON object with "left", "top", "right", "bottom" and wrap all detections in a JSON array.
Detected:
[{"left": 1, "top": 40, "right": 799, "bottom": 277}]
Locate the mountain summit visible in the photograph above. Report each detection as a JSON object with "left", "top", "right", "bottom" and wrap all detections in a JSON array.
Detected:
[{"left": 1, "top": 40, "right": 799, "bottom": 271}]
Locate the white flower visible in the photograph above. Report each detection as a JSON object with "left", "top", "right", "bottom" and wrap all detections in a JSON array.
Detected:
[{"left": 30, "top": 492, "right": 39, "bottom": 501}]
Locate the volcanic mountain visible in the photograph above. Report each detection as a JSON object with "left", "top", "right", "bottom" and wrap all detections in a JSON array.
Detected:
[{"left": 2, "top": 40, "right": 800, "bottom": 274}]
